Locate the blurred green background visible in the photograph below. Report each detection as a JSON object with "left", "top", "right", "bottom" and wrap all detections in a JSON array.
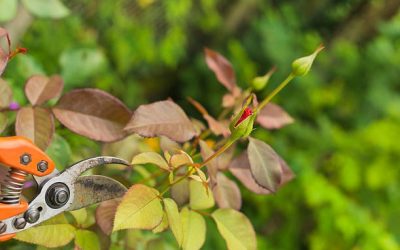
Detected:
[{"left": 1, "top": 0, "right": 400, "bottom": 249}]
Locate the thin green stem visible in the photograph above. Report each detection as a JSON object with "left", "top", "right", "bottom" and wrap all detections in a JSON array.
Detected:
[
  {"left": 255, "top": 73, "right": 295, "bottom": 113},
  {"left": 199, "top": 139, "right": 235, "bottom": 168}
]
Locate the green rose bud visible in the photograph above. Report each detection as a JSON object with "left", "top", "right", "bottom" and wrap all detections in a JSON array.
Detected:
[
  {"left": 291, "top": 45, "right": 324, "bottom": 77},
  {"left": 251, "top": 67, "right": 276, "bottom": 91}
]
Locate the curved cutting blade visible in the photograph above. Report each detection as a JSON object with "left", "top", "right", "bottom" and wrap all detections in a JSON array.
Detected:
[{"left": 67, "top": 175, "right": 127, "bottom": 211}]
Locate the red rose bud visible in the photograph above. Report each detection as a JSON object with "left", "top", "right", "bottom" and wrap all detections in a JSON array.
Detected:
[
  {"left": 229, "top": 106, "right": 256, "bottom": 141},
  {"left": 235, "top": 107, "right": 253, "bottom": 127}
]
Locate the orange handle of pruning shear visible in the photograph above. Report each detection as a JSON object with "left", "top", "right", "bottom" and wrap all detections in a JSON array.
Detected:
[
  {"left": 0, "top": 136, "right": 55, "bottom": 241},
  {"left": 0, "top": 136, "right": 55, "bottom": 177}
]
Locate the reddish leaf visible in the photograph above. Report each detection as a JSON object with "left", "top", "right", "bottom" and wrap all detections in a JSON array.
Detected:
[
  {"left": 229, "top": 151, "right": 294, "bottom": 195},
  {"left": 95, "top": 198, "right": 120, "bottom": 235},
  {"left": 53, "top": 89, "right": 132, "bottom": 142},
  {"left": 25, "top": 75, "right": 64, "bottom": 105},
  {"left": 204, "top": 114, "right": 230, "bottom": 137},
  {"left": 222, "top": 93, "right": 235, "bottom": 108},
  {"left": 15, "top": 107, "right": 55, "bottom": 150},
  {"left": 0, "top": 28, "right": 10, "bottom": 76},
  {"left": 0, "top": 78, "right": 12, "bottom": 109},
  {"left": 204, "top": 48, "right": 237, "bottom": 92},
  {"left": 229, "top": 152, "right": 271, "bottom": 195},
  {"left": 125, "top": 100, "right": 196, "bottom": 143},
  {"left": 212, "top": 172, "right": 242, "bottom": 210},
  {"left": 256, "top": 103, "right": 294, "bottom": 130}
]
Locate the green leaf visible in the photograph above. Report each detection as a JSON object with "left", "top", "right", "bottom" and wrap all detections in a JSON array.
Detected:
[
  {"left": 189, "top": 180, "right": 214, "bottom": 210},
  {"left": 75, "top": 229, "right": 100, "bottom": 250},
  {"left": 163, "top": 198, "right": 183, "bottom": 246},
  {"left": 0, "top": 0, "right": 18, "bottom": 22},
  {"left": 132, "top": 152, "right": 169, "bottom": 171},
  {"left": 45, "top": 134, "right": 72, "bottom": 171},
  {"left": 22, "top": 0, "right": 70, "bottom": 18},
  {"left": 15, "top": 214, "right": 76, "bottom": 248},
  {"left": 211, "top": 209, "right": 257, "bottom": 250},
  {"left": 247, "top": 137, "right": 282, "bottom": 192},
  {"left": 69, "top": 208, "right": 87, "bottom": 226},
  {"left": 113, "top": 184, "right": 163, "bottom": 231},
  {"left": 60, "top": 48, "right": 107, "bottom": 85},
  {"left": 181, "top": 207, "right": 206, "bottom": 250}
]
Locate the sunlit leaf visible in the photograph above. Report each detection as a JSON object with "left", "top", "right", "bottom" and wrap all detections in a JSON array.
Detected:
[
  {"left": 204, "top": 48, "right": 238, "bottom": 93},
  {"left": 152, "top": 212, "right": 169, "bottom": 233},
  {"left": 125, "top": 100, "right": 197, "bottom": 142},
  {"left": 96, "top": 198, "right": 120, "bottom": 235},
  {"left": 213, "top": 173, "right": 242, "bottom": 210},
  {"left": 113, "top": 184, "right": 163, "bottom": 231},
  {"left": 181, "top": 207, "right": 206, "bottom": 250},
  {"left": 15, "top": 107, "right": 55, "bottom": 150},
  {"left": 169, "top": 151, "right": 193, "bottom": 169},
  {"left": 171, "top": 176, "right": 189, "bottom": 206},
  {"left": 53, "top": 89, "right": 131, "bottom": 142},
  {"left": 24, "top": 75, "right": 64, "bottom": 106},
  {"left": 189, "top": 180, "right": 214, "bottom": 210},
  {"left": 0, "top": 0, "right": 17, "bottom": 22},
  {"left": 164, "top": 198, "right": 183, "bottom": 247},
  {"left": 70, "top": 208, "right": 87, "bottom": 226},
  {"left": 0, "top": 78, "right": 12, "bottom": 109},
  {"left": 247, "top": 137, "right": 282, "bottom": 192},
  {"left": 132, "top": 152, "right": 169, "bottom": 171},
  {"left": 256, "top": 103, "right": 294, "bottom": 129},
  {"left": 74, "top": 229, "right": 100, "bottom": 250},
  {"left": 212, "top": 208, "right": 256, "bottom": 250},
  {"left": 22, "top": 0, "right": 70, "bottom": 18},
  {"left": 15, "top": 214, "right": 76, "bottom": 248}
]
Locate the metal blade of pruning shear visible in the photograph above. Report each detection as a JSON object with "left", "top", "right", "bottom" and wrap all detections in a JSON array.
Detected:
[
  {"left": 0, "top": 156, "right": 129, "bottom": 236},
  {"left": 67, "top": 175, "right": 127, "bottom": 211}
]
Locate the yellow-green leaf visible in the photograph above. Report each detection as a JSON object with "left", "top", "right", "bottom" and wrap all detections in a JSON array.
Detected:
[
  {"left": 181, "top": 207, "right": 206, "bottom": 250},
  {"left": 211, "top": 208, "right": 256, "bottom": 250},
  {"left": 113, "top": 184, "right": 163, "bottom": 231},
  {"left": 169, "top": 151, "right": 193, "bottom": 169},
  {"left": 189, "top": 180, "right": 214, "bottom": 210},
  {"left": 15, "top": 215, "right": 76, "bottom": 248},
  {"left": 70, "top": 208, "right": 87, "bottom": 226},
  {"left": 132, "top": 152, "right": 169, "bottom": 170},
  {"left": 75, "top": 229, "right": 100, "bottom": 250},
  {"left": 152, "top": 213, "right": 169, "bottom": 233},
  {"left": 164, "top": 198, "right": 183, "bottom": 246}
]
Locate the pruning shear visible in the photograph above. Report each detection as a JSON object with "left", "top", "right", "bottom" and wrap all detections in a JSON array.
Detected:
[{"left": 0, "top": 136, "right": 129, "bottom": 241}]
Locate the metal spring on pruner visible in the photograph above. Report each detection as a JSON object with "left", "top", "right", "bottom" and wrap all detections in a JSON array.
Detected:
[{"left": 0, "top": 168, "right": 27, "bottom": 204}]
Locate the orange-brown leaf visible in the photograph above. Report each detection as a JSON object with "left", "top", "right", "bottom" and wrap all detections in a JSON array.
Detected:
[
  {"left": 25, "top": 75, "right": 64, "bottom": 106},
  {"left": 53, "top": 89, "right": 132, "bottom": 142},
  {"left": 15, "top": 107, "right": 55, "bottom": 150}
]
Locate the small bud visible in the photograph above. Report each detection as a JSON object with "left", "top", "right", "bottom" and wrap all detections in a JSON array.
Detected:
[
  {"left": 291, "top": 45, "right": 324, "bottom": 77},
  {"left": 251, "top": 67, "right": 276, "bottom": 91}
]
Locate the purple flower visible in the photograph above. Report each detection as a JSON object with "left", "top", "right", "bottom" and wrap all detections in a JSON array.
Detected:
[{"left": 9, "top": 101, "right": 20, "bottom": 111}]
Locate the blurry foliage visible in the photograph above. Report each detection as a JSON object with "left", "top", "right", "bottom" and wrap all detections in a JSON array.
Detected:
[{"left": 1, "top": 0, "right": 400, "bottom": 249}]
